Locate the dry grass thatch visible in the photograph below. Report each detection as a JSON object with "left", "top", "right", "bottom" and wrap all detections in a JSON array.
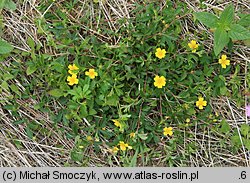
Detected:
[{"left": 0, "top": 0, "right": 249, "bottom": 167}]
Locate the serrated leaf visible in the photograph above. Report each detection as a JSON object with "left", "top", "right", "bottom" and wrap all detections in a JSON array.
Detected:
[
  {"left": 219, "top": 4, "right": 234, "bottom": 26},
  {"left": 0, "top": 39, "right": 13, "bottom": 54},
  {"left": 214, "top": 28, "right": 229, "bottom": 56},
  {"left": 48, "top": 89, "right": 64, "bottom": 98},
  {"left": 194, "top": 12, "right": 219, "bottom": 28},
  {"left": 231, "top": 135, "right": 241, "bottom": 147},
  {"left": 220, "top": 119, "right": 230, "bottom": 133},
  {"left": 238, "top": 14, "right": 250, "bottom": 27},
  {"left": 240, "top": 124, "right": 249, "bottom": 137},
  {"left": 228, "top": 24, "right": 250, "bottom": 40}
]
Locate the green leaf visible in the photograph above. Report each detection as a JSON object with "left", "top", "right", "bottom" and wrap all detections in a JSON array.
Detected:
[
  {"left": 238, "top": 14, "right": 250, "bottom": 27},
  {"left": 245, "top": 139, "right": 250, "bottom": 150},
  {"left": 1, "top": 81, "right": 9, "bottom": 90},
  {"left": 26, "top": 65, "right": 37, "bottom": 75},
  {"left": 228, "top": 24, "right": 250, "bottom": 40},
  {"left": 79, "top": 105, "right": 88, "bottom": 118},
  {"left": 138, "top": 133, "right": 148, "bottom": 140},
  {"left": 10, "top": 84, "right": 20, "bottom": 96},
  {"left": 129, "top": 148, "right": 138, "bottom": 167},
  {"left": 219, "top": 4, "right": 234, "bottom": 26},
  {"left": 27, "top": 37, "right": 35, "bottom": 49},
  {"left": 220, "top": 119, "right": 230, "bottom": 133},
  {"left": 0, "top": 39, "right": 13, "bottom": 54},
  {"left": 214, "top": 28, "right": 229, "bottom": 56},
  {"left": 231, "top": 135, "right": 241, "bottom": 148},
  {"left": 0, "top": 0, "right": 6, "bottom": 9},
  {"left": 194, "top": 12, "right": 219, "bottom": 28},
  {"left": 25, "top": 126, "right": 33, "bottom": 139},
  {"left": 70, "top": 150, "right": 83, "bottom": 162},
  {"left": 220, "top": 86, "right": 228, "bottom": 95},
  {"left": 240, "top": 124, "right": 249, "bottom": 137},
  {"left": 13, "top": 119, "right": 26, "bottom": 125},
  {"left": 4, "top": 0, "right": 16, "bottom": 10},
  {"left": 48, "top": 89, "right": 64, "bottom": 98},
  {"left": 105, "top": 94, "right": 118, "bottom": 106},
  {"left": 3, "top": 73, "right": 14, "bottom": 81},
  {"left": 89, "top": 108, "right": 97, "bottom": 115}
]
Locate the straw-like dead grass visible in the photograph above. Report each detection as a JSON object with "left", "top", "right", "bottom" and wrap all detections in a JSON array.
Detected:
[{"left": 0, "top": 0, "right": 249, "bottom": 167}]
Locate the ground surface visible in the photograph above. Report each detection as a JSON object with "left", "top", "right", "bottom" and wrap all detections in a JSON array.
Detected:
[{"left": 0, "top": 0, "right": 249, "bottom": 167}]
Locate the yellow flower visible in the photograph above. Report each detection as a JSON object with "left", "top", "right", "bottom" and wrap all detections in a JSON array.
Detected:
[
  {"left": 86, "top": 136, "right": 93, "bottom": 141},
  {"left": 155, "top": 48, "right": 166, "bottom": 59},
  {"left": 85, "top": 69, "right": 98, "bottom": 79},
  {"left": 112, "top": 119, "right": 121, "bottom": 128},
  {"left": 111, "top": 146, "right": 119, "bottom": 153},
  {"left": 154, "top": 75, "right": 166, "bottom": 88},
  {"left": 79, "top": 145, "right": 84, "bottom": 149},
  {"left": 118, "top": 141, "right": 132, "bottom": 151},
  {"left": 163, "top": 127, "right": 173, "bottom": 136},
  {"left": 188, "top": 40, "right": 199, "bottom": 52},
  {"left": 67, "top": 74, "right": 79, "bottom": 86},
  {"left": 196, "top": 97, "right": 207, "bottom": 110},
  {"left": 219, "top": 54, "right": 230, "bottom": 69},
  {"left": 186, "top": 118, "right": 190, "bottom": 123},
  {"left": 68, "top": 64, "right": 79, "bottom": 75},
  {"left": 129, "top": 132, "right": 135, "bottom": 138}
]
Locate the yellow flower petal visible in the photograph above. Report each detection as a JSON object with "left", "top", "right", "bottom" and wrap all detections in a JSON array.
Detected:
[
  {"left": 163, "top": 127, "right": 173, "bottom": 136},
  {"left": 85, "top": 69, "right": 98, "bottom": 79},
  {"left": 118, "top": 141, "right": 131, "bottom": 151},
  {"left": 154, "top": 75, "right": 166, "bottom": 88},
  {"left": 188, "top": 40, "right": 199, "bottom": 51},
  {"left": 111, "top": 146, "right": 119, "bottom": 153},
  {"left": 112, "top": 119, "right": 121, "bottom": 128},
  {"left": 68, "top": 64, "right": 79, "bottom": 71},
  {"left": 129, "top": 132, "right": 135, "bottom": 138},
  {"left": 219, "top": 55, "right": 230, "bottom": 69},
  {"left": 155, "top": 48, "right": 166, "bottom": 59},
  {"left": 196, "top": 97, "right": 207, "bottom": 110},
  {"left": 86, "top": 136, "right": 93, "bottom": 141},
  {"left": 221, "top": 54, "right": 227, "bottom": 60},
  {"left": 67, "top": 74, "right": 79, "bottom": 86}
]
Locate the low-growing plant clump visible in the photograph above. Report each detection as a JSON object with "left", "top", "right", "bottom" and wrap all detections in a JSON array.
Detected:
[{"left": 0, "top": 0, "right": 249, "bottom": 166}]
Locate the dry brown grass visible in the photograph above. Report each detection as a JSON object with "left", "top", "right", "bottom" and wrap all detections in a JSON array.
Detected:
[{"left": 0, "top": 0, "right": 249, "bottom": 167}]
